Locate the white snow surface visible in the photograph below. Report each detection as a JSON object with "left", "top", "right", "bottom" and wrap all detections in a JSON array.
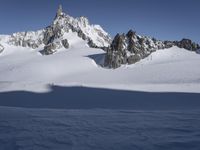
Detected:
[{"left": 0, "top": 35, "right": 200, "bottom": 94}]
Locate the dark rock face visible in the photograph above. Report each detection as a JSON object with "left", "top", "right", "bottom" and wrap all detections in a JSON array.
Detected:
[
  {"left": 126, "top": 30, "right": 136, "bottom": 38},
  {"left": 104, "top": 30, "right": 165, "bottom": 68},
  {"left": 175, "top": 39, "right": 199, "bottom": 51},
  {"left": 104, "top": 50, "right": 126, "bottom": 69},
  {"left": 43, "top": 27, "right": 54, "bottom": 45},
  {"left": 88, "top": 40, "right": 98, "bottom": 48},
  {"left": 56, "top": 5, "right": 63, "bottom": 18},
  {"left": 43, "top": 24, "right": 63, "bottom": 46},
  {"left": 111, "top": 34, "right": 126, "bottom": 51},
  {"left": 104, "top": 34, "right": 127, "bottom": 68},
  {"left": 127, "top": 30, "right": 140, "bottom": 54},
  {"left": 41, "top": 9, "right": 68, "bottom": 55},
  {"left": 61, "top": 39, "right": 69, "bottom": 49},
  {"left": 0, "top": 44, "right": 4, "bottom": 53},
  {"left": 164, "top": 41, "right": 174, "bottom": 49},
  {"left": 41, "top": 27, "right": 63, "bottom": 55},
  {"left": 77, "top": 30, "right": 87, "bottom": 40},
  {"left": 41, "top": 43, "right": 57, "bottom": 55},
  {"left": 127, "top": 55, "right": 141, "bottom": 64},
  {"left": 104, "top": 30, "right": 200, "bottom": 69}
]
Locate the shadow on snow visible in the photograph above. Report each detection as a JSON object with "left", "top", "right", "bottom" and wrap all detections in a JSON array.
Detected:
[
  {"left": 86, "top": 53, "right": 105, "bottom": 66},
  {"left": 0, "top": 86, "right": 200, "bottom": 110}
]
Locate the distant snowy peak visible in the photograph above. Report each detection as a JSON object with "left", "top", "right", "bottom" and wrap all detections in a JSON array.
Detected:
[
  {"left": 8, "top": 30, "right": 44, "bottom": 49},
  {"left": 52, "top": 5, "right": 111, "bottom": 47},
  {"left": 0, "top": 5, "right": 112, "bottom": 54}
]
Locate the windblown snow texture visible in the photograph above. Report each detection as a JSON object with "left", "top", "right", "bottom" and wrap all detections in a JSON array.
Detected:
[{"left": 0, "top": 107, "right": 200, "bottom": 150}]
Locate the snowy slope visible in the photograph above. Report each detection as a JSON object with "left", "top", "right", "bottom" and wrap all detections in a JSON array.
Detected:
[{"left": 0, "top": 41, "right": 200, "bottom": 93}]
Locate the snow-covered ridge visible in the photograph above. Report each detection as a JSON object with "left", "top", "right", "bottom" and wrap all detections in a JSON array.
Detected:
[
  {"left": 7, "top": 30, "right": 45, "bottom": 49},
  {"left": 0, "top": 5, "right": 111, "bottom": 54},
  {"left": 51, "top": 5, "right": 111, "bottom": 48}
]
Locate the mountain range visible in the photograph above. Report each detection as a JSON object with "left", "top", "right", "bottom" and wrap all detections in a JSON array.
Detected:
[
  {"left": 0, "top": 5, "right": 111, "bottom": 55},
  {"left": 0, "top": 5, "right": 199, "bottom": 68},
  {"left": 0, "top": 5, "right": 200, "bottom": 93}
]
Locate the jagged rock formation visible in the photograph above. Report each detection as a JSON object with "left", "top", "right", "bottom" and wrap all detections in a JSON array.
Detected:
[
  {"left": 105, "top": 30, "right": 200, "bottom": 68},
  {"left": 8, "top": 30, "right": 44, "bottom": 49},
  {"left": 1, "top": 5, "right": 111, "bottom": 55},
  {"left": 56, "top": 5, "right": 63, "bottom": 18},
  {"left": 104, "top": 30, "right": 165, "bottom": 68},
  {"left": 51, "top": 11, "right": 111, "bottom": 49},
  {"left": 0, "top": 44, "right": 4, "bottom": 53},
  {"left": 174, "top": 39, "right": 200, "bottom": 51},
  {"left": 61, "top": 39, "right": 69, "bottom": 49},
  {"left": 41, "top": 43, "right": 57, "bottom": 55},
  {"left": 41, "top": 6, "right": 111, "bottom": 54}
]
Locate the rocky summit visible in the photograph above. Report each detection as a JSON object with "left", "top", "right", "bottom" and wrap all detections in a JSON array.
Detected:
[
  {"left": 104, "top": 30, "right": 200, "bottom": 68},
  {"left": 0, "top": 5, "right": 111, "bottom": 55}
]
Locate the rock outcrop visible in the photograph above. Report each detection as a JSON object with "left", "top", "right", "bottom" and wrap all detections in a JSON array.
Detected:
[
  {"left": 8, "top": 31, "right": 44, "bottom": 49},
  {"left": 0, "top": 44, "right": 4, "bottom": 53},
  {"left": 56, "top": 5, "right": 63, "bottom": 18},
  {"left": 41, "top": 43, "right": 57, "bottom": 55},
  {"left": 174, "top": 39, "right": 200, "bottom": 51},
  {"left": 105, "top": 30, "right": 165, "bottom": 68},
  {"left": 105, "top": 30, "right": 200, "bottom": 68},
  {"left": 61, "top": 39, "right": 69, "bottom": 49}
]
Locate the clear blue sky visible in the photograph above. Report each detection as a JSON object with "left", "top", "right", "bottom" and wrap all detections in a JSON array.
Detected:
[{"left": 0, "top": 0, "right": 199, "bottom": 43}]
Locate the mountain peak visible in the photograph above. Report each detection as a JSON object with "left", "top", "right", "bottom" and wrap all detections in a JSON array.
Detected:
[
  {"left": 0, "top": 5, "right": 112, "bottom": 55},
  {"left": 56, "top": 4, "right": 63, "bottom": 18},
  {"left": 105, "top": 30, "right": 200, "bottom": 68},
  {"left": 78, "top": 16, "right": 90, "bottom": 27}
]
